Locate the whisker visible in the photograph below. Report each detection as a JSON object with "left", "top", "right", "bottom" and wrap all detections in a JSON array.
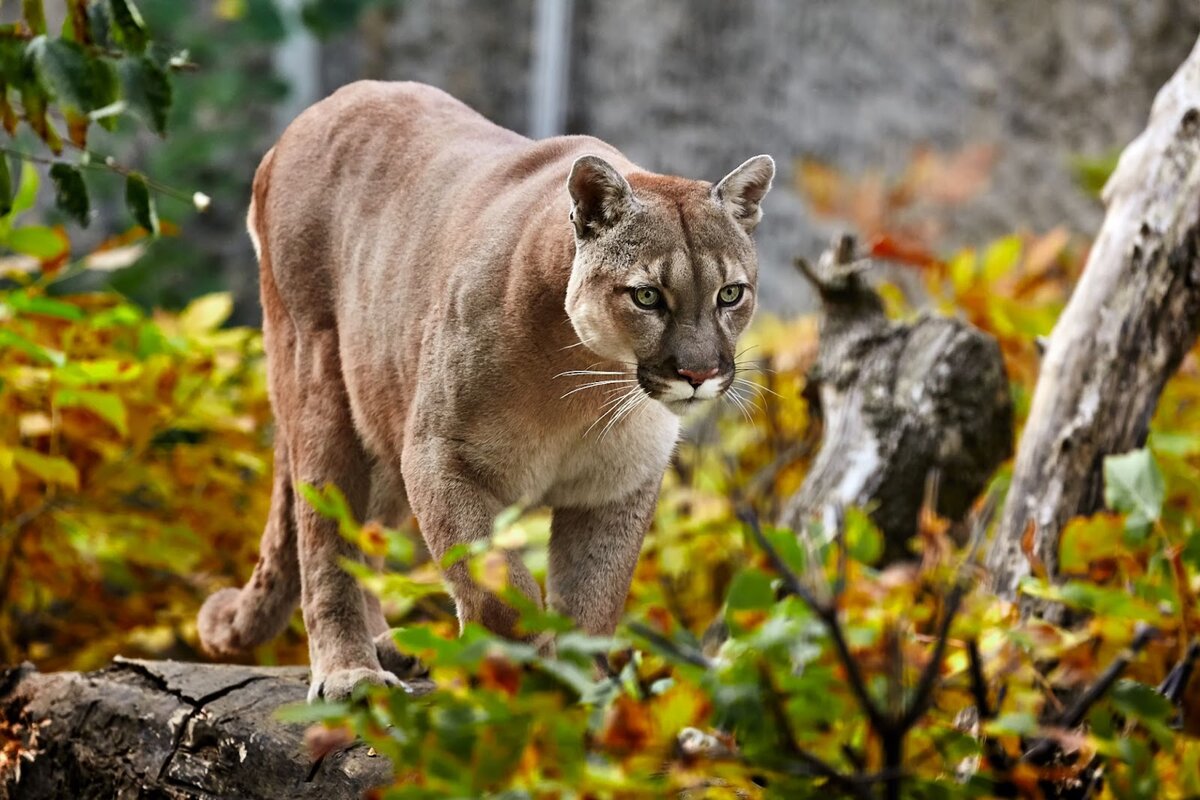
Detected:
[
  {"left": 560, "top": 379, "right": 638, "bottom": 399},
  {"left": 724, "top": 389, "right": 753, "bottom": 422},
  {"left": 734, "top": 377, "right": 783, "bottom": 399},
  {"left": 733, "top": 358, "right": 775, "bottom": 376},
  {"left": 725, "top": 385, "right": 761, "bottom": 422},
  {"left": 601, "top": 389, "right": 649, "bottom": 439},
  {"left": 554, "top": 369, "right": 630, "bottom": 378},
  {"left": 584, "top": 385, "right": 641, "bottom": 438}
]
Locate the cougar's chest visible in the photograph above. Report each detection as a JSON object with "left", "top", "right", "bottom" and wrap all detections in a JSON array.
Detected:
[{"left": 539, "top": 402, "right": 680, "bottom": 509}]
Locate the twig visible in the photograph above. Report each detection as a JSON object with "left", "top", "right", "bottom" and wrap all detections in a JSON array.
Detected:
[
  {"left": 0, "top": 144, "right": 198, "bottom": 206},
  {"left": 756, "top": 660, "right": 873, "bottom": 800},
  {"left": 967, "top": 639, "right": 991, "bottom": 720},
  {"left": 1022, "top": 623, "right": 1158, "bottom": 765},
  {"left": 739, "top": 507, "right": 889, "bottom": 734},
  {"left": 1158, "top": 641, "right": 1199, "bottom": 706},
  {"left": 626, "top": 621, "right": 712, "bottom": 670},
  {"left": 898, "top": 580, "right": 967, "bottom": 730}
]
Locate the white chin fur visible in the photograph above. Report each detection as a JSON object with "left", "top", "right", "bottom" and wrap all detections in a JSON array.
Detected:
[
  {"left": 657, "top": 377, "right": 725, "bottom": 415},
  {"left": 694, "top": 377, "right": 724, "bottom": 400}
]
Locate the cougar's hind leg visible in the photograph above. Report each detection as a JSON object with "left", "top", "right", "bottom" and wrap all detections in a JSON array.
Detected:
[{"left": 289, "top": 328, "right": 401, "bottom": 702}]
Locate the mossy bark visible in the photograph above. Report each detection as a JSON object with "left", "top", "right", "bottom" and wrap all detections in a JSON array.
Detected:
[
  {"left": 781, "top": 236, "right": 1014, "bottom": 561},
  {"left": 0, "top": 658, "right": 412, "bottom": 800}
]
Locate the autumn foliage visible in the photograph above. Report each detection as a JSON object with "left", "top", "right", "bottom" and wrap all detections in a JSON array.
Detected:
[{"left": 3, "top": 4, "right": 1200, "bottom": 795}]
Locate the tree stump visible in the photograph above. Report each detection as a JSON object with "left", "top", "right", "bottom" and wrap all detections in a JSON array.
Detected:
[
  {"left": 781, "top": 236, "right": 1014, "bottom": 560},
  {"left": 0, "top": 658, "right": 416, "bottom": 799},
  {"left": 987, "top": 35, "right": 1200, "bottom": 600}
]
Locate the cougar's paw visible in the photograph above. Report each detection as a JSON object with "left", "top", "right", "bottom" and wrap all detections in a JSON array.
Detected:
[
  {"left": 374, "top": 630, "right": 430, "bottom": 682},
  {"left": 307, "top": 667, "right": 402, "bottom": 703},
  {"left": 197, "top": 588, "right": 243, "bottom": 657}
]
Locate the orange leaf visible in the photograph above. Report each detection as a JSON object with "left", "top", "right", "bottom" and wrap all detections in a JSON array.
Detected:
[
  {"left": 867, "top": 233, "right": 941, "bottom": 270},
  {"left": 598, "top": 695, "right": 654, "bottom": 754},
  {"left": 1020, "top": 520, "right": 1047, "bottom": 579},
  {"left": 479, "top": 654, "right": 522, "bottom": 697}
]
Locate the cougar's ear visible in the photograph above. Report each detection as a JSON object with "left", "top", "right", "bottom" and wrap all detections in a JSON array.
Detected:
[
  {"left": 714, "top": 155, "right": 775, "bottom": 234},
  {"left": 568, "top": 155, "right": 635, "bottom": 237}
]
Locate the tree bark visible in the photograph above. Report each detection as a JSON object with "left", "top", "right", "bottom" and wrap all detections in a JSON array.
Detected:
[
  {"left": 987, "top": 35, "right": 1200, "bottom": 600},
  {"left": 780, "top": 236, "right": 1014, "bottom": 560},
  {"left": 0, "top": 658, "right": 413, "bottom": 800}
]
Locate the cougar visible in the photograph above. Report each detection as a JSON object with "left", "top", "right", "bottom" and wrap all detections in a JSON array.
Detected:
[{"left": 198, "top": 81, "right": 774, "bottom": 701}]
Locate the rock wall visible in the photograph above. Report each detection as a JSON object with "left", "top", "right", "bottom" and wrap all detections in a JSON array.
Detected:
[{"left": 325, "top": 0, "right": 1200, "bottom": 313}]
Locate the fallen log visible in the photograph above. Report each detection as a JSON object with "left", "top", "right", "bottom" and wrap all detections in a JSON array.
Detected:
[
  {"left": 781, "top": 235, "right": 1014, "bottom": 561},
  {"left": 0, "top": 657, "right": 407, "bottom": 799},
  {"left": 987, "top": 34, "right": 1200, "bottom": 600}
]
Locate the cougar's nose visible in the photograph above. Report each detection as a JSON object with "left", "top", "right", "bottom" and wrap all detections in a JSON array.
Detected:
[{"left": 677, "top": 366, "right": 720, "bottom": 389}]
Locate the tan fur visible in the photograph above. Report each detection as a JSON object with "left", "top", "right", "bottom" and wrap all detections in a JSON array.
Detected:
[{"left": 197, "top": 82, "right": 773, "bottom": 701}]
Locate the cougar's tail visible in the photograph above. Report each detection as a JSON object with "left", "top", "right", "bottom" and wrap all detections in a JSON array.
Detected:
[
  {"left": 199, "top": 438, "right": 302, "bottom": 656},
  {"left": 198, "top": 148, "right": 301, "bottom": 656}
]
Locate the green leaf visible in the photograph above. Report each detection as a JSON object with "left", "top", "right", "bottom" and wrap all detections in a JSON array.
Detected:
[
  {"left": 178, "top": 292, "right": 232, "bottom": 332},
  {"left": 1104, "top": 449, "right": 1164, "bottom": 536},
  {"left": 5, "top": 291, "right": 84, "bottom": 320},
  {"left": 53, "top": 388, "right": 128, "bottom": 434},
  {"left": 117, "top": 56, "right": 171, "bottom": 134},
  {"left": 22, "top": 0, "right": 47, "bottom": 35},
  {"left": 984, "top": 712, "right": 1038, "bottom": 737},
  {"left": 844, "top": 507, "right": 883, "bottom": 564},
  {"left": 6, "top": 225, "right": 66, "bottom": 260},
  {"left": 12, "top": 161, "right": 39, "bottom": 216},
  {"left": 1071, "top": 148, "right": 1122, "bottom": 197},
  {"left": 297, "top": 482, "right": 352, "bottom": 523},
  {"left": 1110, "top": 679, "right": 1172, "bottom": 722},
  {"left": 1059, "top": 513, "right": 1125, "bottom": 573},
  {"left": 12, "top": 447, "right": 78, "bottom": 489},
  {"left": 27, "top": 36, "right": 92, "bottom": 111},
  {"left": 982, "top": 235, "right": 1022, "bottom": 282},
  {"left": 274, "top": 700, "right": 350, "bottom": 724},
  {"left": 48, "top": 163, "right": 89, "bottom": 227},
  {"left": 88, "top": 1, "right": 113, "bottom": 48},
  {"left": 63, "top": 0, "right": 91, "bottom": 45},
  {"left": 124, "top": 173, "right": 158, "bottom": 235},
  {"left": 725, "top": 568, "right": 775, "bottom": 611},
  {"left": 108, "top": 0, "right": 148, "bottom": 54},
  {"left": 0, "top": 329, "right": 66, "bottom": 365},
  {"left": 1019, "top": 577, "right": 1163, "bottom": 620},
  {"left": 0, "top": 152, "right": 12, "bottom": 217}
]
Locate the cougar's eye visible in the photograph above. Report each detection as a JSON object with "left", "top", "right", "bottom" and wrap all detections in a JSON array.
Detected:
[
  {"left": 631, "top": 286, "right": 662, "bottom": 310},
  {"left": 718, "top": 284, "right": 745, "bottom": 307}
]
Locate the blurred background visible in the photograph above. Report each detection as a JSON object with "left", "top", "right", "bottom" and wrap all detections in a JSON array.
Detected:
[{"left": 16, "top": 0, "right": 1200, "bottom": 320}]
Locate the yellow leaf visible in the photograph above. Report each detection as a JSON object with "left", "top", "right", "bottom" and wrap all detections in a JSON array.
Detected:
[
  {"left": 982, "top": 235, "right": 1022, "bottom": 283},
  {"left": 949, "top": 249, "right": 977, "bottom": 293},
  {"left": 0, "top": 447, "right": 18, "bottom": 502},
  {"left": 11, "top": 447, "right": 79, "bottom": 489},
  {"left": 53, "top": 388, "right": 129, "bottom": 435},
  {"left": 178, "top": 293, "right": 233, "bottom": 334}
]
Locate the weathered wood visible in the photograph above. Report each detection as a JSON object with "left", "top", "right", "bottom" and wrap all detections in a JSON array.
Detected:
[
  {"left": 781, "top": 236, "right": 1013, "bottom": 560},
  {"left": 987, "top": 35, "right": 1200, "bottom": 601},
  {"left": 0, "top": 658, "right": 414, "bottom": 800}
]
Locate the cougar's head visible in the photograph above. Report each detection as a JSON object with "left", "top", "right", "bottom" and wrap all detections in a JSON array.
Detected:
[{"left": 564, "top": 153, "right": 775, "bottom": 415}]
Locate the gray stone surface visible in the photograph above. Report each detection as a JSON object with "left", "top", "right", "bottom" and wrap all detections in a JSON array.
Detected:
[{"left": 325, "top": 0, "right": 1200, "bottom": 314}]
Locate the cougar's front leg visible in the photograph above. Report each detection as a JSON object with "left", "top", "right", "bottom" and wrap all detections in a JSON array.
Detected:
[
  {"left": 290, "top": 330, "right": 400, "bottom": 701},
  {"left": 548, "top": 480, "right": 660, "bottom": 636},
  {"left": 403, "top": 437, "right": 545, "bottom": 641}
]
